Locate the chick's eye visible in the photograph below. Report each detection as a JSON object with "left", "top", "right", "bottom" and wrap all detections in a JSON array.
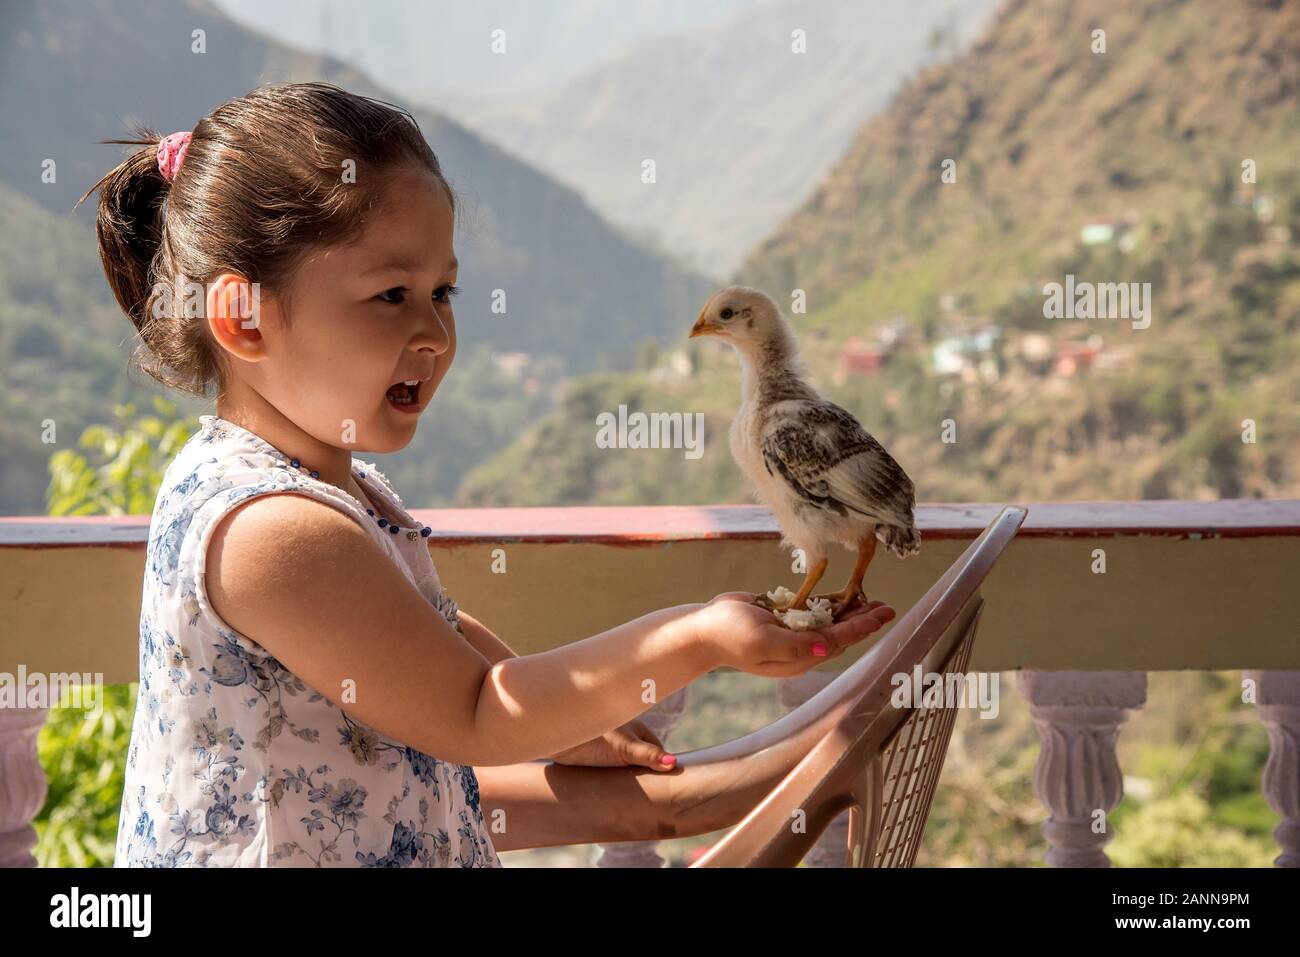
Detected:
[
  {"left": 433, "top": 284, "right": 461, "bottom": 304},
  {"left": 376, "top": 287, "right": 407, "bottom": 304},
  {"left": 720, "top": 307, "right": 734, "bottom": 320}
]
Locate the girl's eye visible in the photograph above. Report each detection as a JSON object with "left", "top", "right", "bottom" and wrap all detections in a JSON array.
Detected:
[{"left": 375, "top": 285, "right": 459, "bottom": 305}]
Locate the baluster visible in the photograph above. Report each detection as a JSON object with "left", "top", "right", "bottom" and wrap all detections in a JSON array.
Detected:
[
  {"left": 1244, "top": 670, "right": 1300, "bottom": 867},
  {"left": 0, "top": 705, "right": 49, "bottom": 867},
  {"left": 1018, "top": 671, "right": 1146, "bottom": 867}
]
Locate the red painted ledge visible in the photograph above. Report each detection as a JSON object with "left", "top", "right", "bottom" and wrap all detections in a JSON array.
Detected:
[{"left": 0, "top": 500, "right": 1297, "bottom": 548}]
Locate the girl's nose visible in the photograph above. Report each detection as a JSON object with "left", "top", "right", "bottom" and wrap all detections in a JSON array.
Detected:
[{"left": 415, "top": 304, "right": 453, "bottom": 354}]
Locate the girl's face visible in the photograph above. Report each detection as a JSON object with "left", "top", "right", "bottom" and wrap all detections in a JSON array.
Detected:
[{"left": 240, "top": 166, "right": 458, "bottom": 455}]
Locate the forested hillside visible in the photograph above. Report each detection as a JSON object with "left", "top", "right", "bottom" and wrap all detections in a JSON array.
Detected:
[{"left": 463, "top": 0, "right": 1300, "bottom": 506}]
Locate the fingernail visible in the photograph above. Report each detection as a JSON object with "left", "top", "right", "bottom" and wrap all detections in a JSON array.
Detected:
[
  {"left": 660, "top": 754, "right": 676, "bottom": 767},
  {"left": 812, "top": 642, "right": 828, "bottom": 657}
]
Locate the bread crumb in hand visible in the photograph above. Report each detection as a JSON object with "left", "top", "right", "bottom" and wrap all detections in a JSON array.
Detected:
[{"left": 764, "top": 587, "right": 834, "bottom": 631}]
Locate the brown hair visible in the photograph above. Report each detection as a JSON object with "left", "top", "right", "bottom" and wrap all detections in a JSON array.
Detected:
[{"left": 76, "top": 81, "right": 455, "bottom": 398}]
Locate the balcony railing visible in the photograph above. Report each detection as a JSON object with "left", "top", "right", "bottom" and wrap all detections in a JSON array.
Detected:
[{"left": 2, "top": 500, "right": 1298, "bottom": 867}]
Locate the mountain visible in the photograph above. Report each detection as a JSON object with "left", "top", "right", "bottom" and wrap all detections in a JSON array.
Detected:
[
  {"left": 738, "top": 0, "right": 1300, "bottom": 306},
  {"left": 461, "top": 0, "right": 1300, "bottom": 507},
  {"left": 0, "top": 0, "right": 714, "bottom": 514},
  {"left": 0, "top": 0, "right": 711, "bottom": 375},
  {"left": 455, "top": 0, "right": 1000, "bottom": 277},
  {"left": 211, "top": 0, "right": 759, "bottom": 103},
  {"left": 0, "top": 182, "right": 151, "bottom": 515}
]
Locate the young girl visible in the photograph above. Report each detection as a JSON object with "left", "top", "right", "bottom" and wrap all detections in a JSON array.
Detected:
[{"left": 80, "top": 81, "right": 895, "bottom": 868}]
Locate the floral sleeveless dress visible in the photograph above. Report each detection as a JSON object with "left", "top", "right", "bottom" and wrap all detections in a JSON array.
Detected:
[{"left": 115, "top": 414, "right": 501, "bottom": 868}]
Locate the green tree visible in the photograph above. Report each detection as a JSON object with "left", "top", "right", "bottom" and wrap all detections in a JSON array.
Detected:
[
  {"left": 34, "top": 396, "right": 196, "bottom": 866},
  {"left": 46, "top": 396, "right": 195, "bottom": 516}
]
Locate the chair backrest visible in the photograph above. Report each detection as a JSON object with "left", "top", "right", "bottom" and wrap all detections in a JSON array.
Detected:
[{"left": 688, "top": 505, "right": 1026, "bottom": 867}]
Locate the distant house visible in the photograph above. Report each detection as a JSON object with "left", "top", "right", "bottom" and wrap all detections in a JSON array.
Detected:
[
  {"left": 1080, "top": 220, "right": 1119, "bottom": 245},
  {"left": 931, "top": 338, "right": 966, "bottom": 376},
  {"left": 930, "top": 326, "right": 1001, "bottom": 380},
  {"left": 877, "top": 316, "right": 910, "bottom": 349},
  {"left": 1011, "top": 331, "right": 1056, "bottom": 375},
  {"left": 648, "top": 349, "right": 693, "bottom": 383},
  {"left": 1080, "top": 216, "right": 1136, "bottom": 252},
  {"left": 492, "top": 351, "right": 531, "bottom": 378},
  {"left": 1093, "top": 343, "right": 1132, "bottom": 372},
  {"left": 1054, "top": 335, "right": 1105, "bottom": 377},
  {"left": 837, "top": 337, "right": 888, "bottom": 382}
]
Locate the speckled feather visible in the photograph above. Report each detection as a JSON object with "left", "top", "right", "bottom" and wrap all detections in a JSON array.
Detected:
[{"left": 758, "top": 400, "right": 919, "bottom": 557}]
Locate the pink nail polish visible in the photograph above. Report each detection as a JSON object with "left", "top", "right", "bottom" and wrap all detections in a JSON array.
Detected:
[
  {"left": 660, "top": 754, "right": 676, "bottom": 767},
  {"left": 812, "top": 642, "right": 828, "bottom": 657}
]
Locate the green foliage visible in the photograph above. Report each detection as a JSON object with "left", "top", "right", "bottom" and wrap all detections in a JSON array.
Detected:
[
  {"left": 34, "top": 685, "right": 138, "bottom": 868},
  {"left": 34, "top": 400, "right": 193, "bottom": 867},
  {"left": 1102, "top": 672, "right": 1278, "bottom": 867},
  {"left": 1109, "top": 792, "right": 1274, "bottom": 868},
  {"left": 45, "top": 396, "right": 196, "bottom": 516}
]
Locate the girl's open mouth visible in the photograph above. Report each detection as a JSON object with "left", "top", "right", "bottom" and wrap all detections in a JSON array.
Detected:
[{"left": 385, "top": 378, "right": 423, "bottom": 413}]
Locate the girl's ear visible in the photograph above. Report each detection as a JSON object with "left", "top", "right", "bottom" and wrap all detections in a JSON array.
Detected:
[{"left": 206, "top": 272, "right": 266, "bottom": 361}]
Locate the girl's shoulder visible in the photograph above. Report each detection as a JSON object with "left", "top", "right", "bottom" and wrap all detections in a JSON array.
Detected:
[
  {"left": 149, "top": 416, "right": 390, "bottom": 658},
  {"left": 151, "top": 415, "right": 378, "bottom": 571}
]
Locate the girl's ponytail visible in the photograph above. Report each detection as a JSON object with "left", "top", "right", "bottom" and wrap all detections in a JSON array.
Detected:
[
  {"left": 78, "top": 127, "right": 169, "bottom": 334},
  {"left": 78, "top": 126, "right": 220, "bottom": 397}
]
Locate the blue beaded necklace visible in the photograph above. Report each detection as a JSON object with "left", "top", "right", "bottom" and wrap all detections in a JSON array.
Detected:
[{"left": 288, "top": 457, "right": 433, "bottom": 543}]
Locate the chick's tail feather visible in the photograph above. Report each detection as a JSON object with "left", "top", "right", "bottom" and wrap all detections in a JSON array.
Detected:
[{"left": 880, "top": 522, "right": 921, "bottom": 558}]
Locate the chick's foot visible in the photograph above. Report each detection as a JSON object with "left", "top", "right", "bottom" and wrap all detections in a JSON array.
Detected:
[
  {"left": 753, "top": 584, "right": 799, "bottom": 612},
  {"left": 811, "top": 586, "right": 868, "bottom": 622}
]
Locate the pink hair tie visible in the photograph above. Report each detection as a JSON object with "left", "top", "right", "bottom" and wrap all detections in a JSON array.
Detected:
[{"left": 156, "top": 131, "right": 192, "bottom": 184}]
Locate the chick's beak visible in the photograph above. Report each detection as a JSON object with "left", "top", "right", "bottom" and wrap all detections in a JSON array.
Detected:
[{"left": 690, "top": 309, "right": 719, "bottom": 339}]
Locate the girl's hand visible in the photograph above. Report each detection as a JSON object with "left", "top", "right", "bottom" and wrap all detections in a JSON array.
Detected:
[
  {"left": 547, "top": 719, "right": 678, "bottom": 772},
  {"left": 694, "top": 591, "right": 895, "bottom": 678}
]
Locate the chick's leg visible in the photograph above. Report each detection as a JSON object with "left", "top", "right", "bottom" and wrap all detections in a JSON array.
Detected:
[
  {"left": 813, "top": 536, "right": 877, "bottom": 620},
  {"left": 787, "top": 557, "right": 829, "bottom": 611},
  {"left": 752, "top": 556, "right": 828, "bottom": 611}
]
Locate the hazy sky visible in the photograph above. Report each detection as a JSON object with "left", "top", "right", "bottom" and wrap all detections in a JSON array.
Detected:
[{"left": 212, "top": 0, "right": 763, "bottom": 105}]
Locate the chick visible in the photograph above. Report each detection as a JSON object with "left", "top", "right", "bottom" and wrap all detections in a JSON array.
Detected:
[{"left": 690, "top": 286, "right": 920, "bottom": 620}]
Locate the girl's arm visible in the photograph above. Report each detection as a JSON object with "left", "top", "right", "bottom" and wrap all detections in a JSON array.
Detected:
[
  {"left": 206, "top": 492, "right": 717, "bottom": 768},
  {"left": 474, "top": 756, "right": 766, "bottom": 852},
  {"left": 456, "top": 609, "right": 517, "bottom": 665},
  {"left": 475, "top": 760, "right": 680, "bottom": 852},
  {"left": 475, "top": 602, "right": 706, "bottom": 766},
  {"left": 457, "top": 610, "right": 643, "bottom": 765}
]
